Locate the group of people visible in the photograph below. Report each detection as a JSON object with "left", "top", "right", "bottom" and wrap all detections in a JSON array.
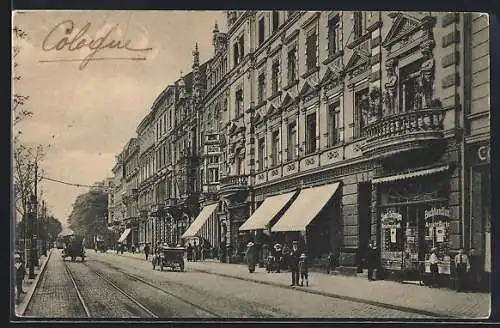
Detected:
[
  {"left": 248, "top": 240, "right": 310, "bottom": 287},
  {"left": 186, "top": 242, "right": 203, "bottom": 262}
]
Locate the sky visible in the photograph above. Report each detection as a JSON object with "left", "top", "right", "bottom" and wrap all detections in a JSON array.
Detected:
[{"left": 13, "top": 11, "right": 226, "bottom": 227}]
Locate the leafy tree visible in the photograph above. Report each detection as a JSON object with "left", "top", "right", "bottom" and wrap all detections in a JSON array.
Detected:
[
  {"left": 68, "top": 190, "right": 116, "bottom": 247},
  {"left": 45, "top": 216, "right": 63, "bottom": 245}
]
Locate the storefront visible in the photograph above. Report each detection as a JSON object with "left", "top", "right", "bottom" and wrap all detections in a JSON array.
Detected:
[
  {"left": 374, "top": 165, "right": 453, "bottom": 277},
  {"left": 467, "top": 141, "right": 491, "bottom": 283}
]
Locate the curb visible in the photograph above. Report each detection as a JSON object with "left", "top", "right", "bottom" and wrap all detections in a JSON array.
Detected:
[
  {"left": 16, "top": 249, "right": 53, "bottom": 317},
  {"left": 108, "top": 252, "right": 452, "bottom": 318},
  {"left": 188, "top": 267, "right": 453, "bottom": 319}
]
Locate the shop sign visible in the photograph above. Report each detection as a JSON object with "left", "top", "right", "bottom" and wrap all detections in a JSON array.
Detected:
[
  {"left": 381, "top": 210, "right": 402, "bottom": 228},
  {"left": 424, "top": 207, "right": 451, "bottom": 220},
  {"left": 468, "top": 142, "right": 490, "bottom": 165}
]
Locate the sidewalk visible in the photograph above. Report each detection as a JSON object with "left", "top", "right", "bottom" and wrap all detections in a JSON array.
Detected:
[
  {"left": 14, "top": 249, "right": 52, "bottom": 317},
  {"left": 108, "top": 251, "right": 490, "bottom": 319}
]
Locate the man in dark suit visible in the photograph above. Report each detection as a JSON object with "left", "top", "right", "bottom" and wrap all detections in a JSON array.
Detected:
[
  {"left": 289, "top": 240, "right": 300, "bottom": 286},
  {"left": 367, "top": 240, "right": 378, "bottom": 281}
]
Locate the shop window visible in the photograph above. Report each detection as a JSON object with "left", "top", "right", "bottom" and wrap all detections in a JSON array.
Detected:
[
  {"left": 305, "top": 112, "right": 317, "bottom": 154},
  {"left": 287, "top": 121, "right": 297, "bottom": 161},
  {"left": 306, "top": 29, "right": 318, "bottom": 72},
  {"left": 327, "top": 101, "right": 340, "bottom": 147},
  {"left": 287, "top": 47, "right": 297, "bottom": 84},
  {"left": 328, "top": 15, "right": 341, "bottom": 57}
]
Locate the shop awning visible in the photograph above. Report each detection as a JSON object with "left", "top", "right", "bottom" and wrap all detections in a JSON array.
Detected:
[
  {"left": 372, "top": 164, "right": 450, "bottom": 184},
  {"left": 239, "top": 191, "right": 297, "bottom": 231},
  {"left": 181, "top": 203, "right": 218, "bottom": 239},
  {"left": 271, "top": 182, "right": 341, "bottom": 232},
  {"left": 118, "top": 228, "right": 131, "bottom": 243}
]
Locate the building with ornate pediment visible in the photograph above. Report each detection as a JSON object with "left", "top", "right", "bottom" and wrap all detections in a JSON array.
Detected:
[{"left": 108, "top": 11, "right": 490, "bottom": 286}]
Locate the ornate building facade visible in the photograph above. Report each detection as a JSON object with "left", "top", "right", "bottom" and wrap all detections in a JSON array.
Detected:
[{"left": 108, "top": 11, "right": 490, "bottom": 285}]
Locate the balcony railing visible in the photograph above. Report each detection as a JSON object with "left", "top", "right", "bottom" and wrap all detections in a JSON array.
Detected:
[
  {"left": 360, "top": 108, "right": 445, "bottom": 158},
  {"left": 219, "top": 174, "right": 249, "bottom": 193}
]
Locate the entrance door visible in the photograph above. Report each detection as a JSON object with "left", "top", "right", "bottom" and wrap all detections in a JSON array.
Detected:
[{"left": 358, "top": 183, "right": 372, "bottom": 268}]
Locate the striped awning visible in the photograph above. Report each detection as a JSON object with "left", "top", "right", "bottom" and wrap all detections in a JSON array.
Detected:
[
  {"left": 372, "top": 165, "right": 450, "bottom": 184},
  {"left": 239, "top": 191, "right": 297, "bottom": 231},
  {"left": 271, "top": 183, "right": 341, "bottom": 232},
  {"left": 118, "top": 228, "right": 131, "bottom": 243},
  {"left": 181, "top": 204, "right": 218, "bottom": 239}
]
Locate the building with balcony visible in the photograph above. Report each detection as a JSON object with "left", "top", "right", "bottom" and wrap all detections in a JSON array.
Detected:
[
  {"left": 107, "top": 11, "right": 490, "bottom": 285},
  {"left": 121, "top": 138, "right": 140, "bottom": 247},
  {"left": 216, "top": 11, "right": 490, "bottom": 281}
]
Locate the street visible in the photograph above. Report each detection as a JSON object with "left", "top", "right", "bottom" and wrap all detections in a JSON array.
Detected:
[{"left": 20, "top": 249, "right": 489, "bottom": 319}]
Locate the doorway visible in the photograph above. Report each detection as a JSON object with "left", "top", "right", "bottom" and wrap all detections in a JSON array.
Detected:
[{"left": 358, "top": 182, "right": 372, "bottom": 269}]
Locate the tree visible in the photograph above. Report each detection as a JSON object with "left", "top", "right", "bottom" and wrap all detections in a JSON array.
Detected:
[
  {"left": 13, "top": 26, "right": 32, "bottom": 126},
  {"left": 68, "top": 190, "right": 116, "bottom": 247},
  {"left": 45, "top": 216, "right": 63, "bottom": 245}
]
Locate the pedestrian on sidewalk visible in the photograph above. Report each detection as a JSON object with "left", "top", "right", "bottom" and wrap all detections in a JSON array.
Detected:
[
  {"left": 429, "top": 248, "right": 439, "bottom": 287},
  {"left": 468, "top": 248, "right": 481, "bottom": 291},
  {"left": 327, "top": 251, "right": 335, "bottom": 274},
  {"left": 187, "top": 243, "right": 193, "bottom": 262},
  {"left": 144, "top": 243, "right": 151, "bottom": 261},
  {"left": 289, "top": 241, "right": 300, "bottom": 286},
  {"left": 367, "top": 240, "right": 378, "bottom": 281},
  {"left": 14, "top": 253, "right": 26, "bottom": 301},
  {"left": 299, "top": 253, "right": 309, "bottom": 287},
  {"left": 454, "top": 248, "right": 470, "bottom": 292}
]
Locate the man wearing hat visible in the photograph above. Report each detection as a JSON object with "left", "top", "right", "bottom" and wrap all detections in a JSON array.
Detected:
[
  {"left": 289, "top": 241, "right": 300, "bottom": 286},
  {"left": 14, "top": 253, "right": 26, "bottom": 301}
]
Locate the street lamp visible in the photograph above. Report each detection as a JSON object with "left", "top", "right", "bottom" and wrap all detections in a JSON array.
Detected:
[{"left": 28, "top": 194, "right": 37, "bottom": 279}]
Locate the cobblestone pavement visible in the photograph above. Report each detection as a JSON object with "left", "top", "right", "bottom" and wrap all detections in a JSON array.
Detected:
[
  {"left": 111, "top": 251, "right": 490, "bottom": 319},
  {"left": 22, "top": 251, "right": 87, "bottom": 318},
  {"left": 88, "top": 252, "right": 435, "bottom": 319}
]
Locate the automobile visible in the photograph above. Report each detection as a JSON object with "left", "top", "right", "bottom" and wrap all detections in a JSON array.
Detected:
[
  {"left": 152, "top": 244, "right": 185, "bottom": 272},
  {"left": 61, "top": 234, "right": 86, "bottom": 262}
]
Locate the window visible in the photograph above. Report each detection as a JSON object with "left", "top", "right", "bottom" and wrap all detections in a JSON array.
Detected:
[
  {"left": 328, "top": 15, "right": 341, "bottom": 57},
  {"left": 328, "top": 102, "right": 340, "bottom": 147},
  {"left": 235, "top": 88, "right": 244, "bottom": 116},
  {"left": 258, "top": 17, "right": 265, "bottom": 45},
  {"left": 271, "top": 60, "right": 280, "bottom": 96},
  {"left": 258, "top": 72, "right": 266, "bottom": 104},
  {"left": 399, "top": 60, "right": 422, "bottom": 112},
  {"left": 354, "top": 88, "right": 369, "bottom": 138},
  {"left": 287, "top": 121, "right": 296, "bottom": 161},
  {"left": 233, "top": 42, "right": 239, "bottom": 67},
  {"left": 258, "top": 137, "right": 265, "bottom": 171},
  {"left": 239, "top": 34, "right": 245, "bottom": 59},
  {"left": 306, "top": 30, "right": 318, "bottom": 72},
  {"left": 169, "top": 110, "right": 172, "bottom": 128},
  {"left": 272, "top": 11, "right": 279, "bottom": 32},
  {"left": 354, "top": 12, "right": 366, "bottom": 39},
  {"left": 305, "top": 112, "right": 317, "bottom": 154},
  {"left": 209, "top": 168, "right": 219, "bottom": 182},
  {"left": 287, "top": 47, "right": 297, "bottom": 84},
  {"left": 271, "top": 130, "right": 280, "bottom": 166}
]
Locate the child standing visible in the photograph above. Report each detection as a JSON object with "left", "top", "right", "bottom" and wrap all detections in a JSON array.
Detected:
[{"left": 299, "top": 253, "right": 309, "bottom": 287}]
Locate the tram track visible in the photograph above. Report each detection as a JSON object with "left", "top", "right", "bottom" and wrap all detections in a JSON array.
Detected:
[
  {"left": 63, "top": 260, "right": 159, "bottom": 318},
  {"left": 81, "top": 261, "right": 221, "bottom": 318}
]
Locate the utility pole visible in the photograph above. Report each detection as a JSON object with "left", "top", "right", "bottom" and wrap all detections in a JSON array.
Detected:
[{"left": 27, "top": 193, "right": 36, "bottom": 279}]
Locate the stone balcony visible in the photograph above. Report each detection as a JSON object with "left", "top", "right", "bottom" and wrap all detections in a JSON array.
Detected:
[
  {"left": 219, "top": 174, "right": 249, "bottom": 195},
  {"left": 360, "top": 108, "right": 445, "bottom": 159}
]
